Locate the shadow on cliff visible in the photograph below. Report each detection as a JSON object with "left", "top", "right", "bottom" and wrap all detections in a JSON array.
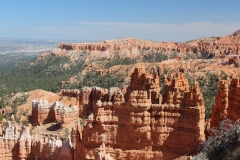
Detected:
[
  {"left": 44, "top": 109, "right": 56, "bottom": 124},
  {"left": 112, "top": 105, "right": 201, "bottom": 160},
  {"left": 114, "top": 106, "right": 152, "bottom": 151},
  {"left": 46, "top": 122, "right": 61, "bottom": 131},
  {"left": 7, "top": 141, "right": 33, "bottom": 160},
  {"left": 152, "top": 111, "right": 201, "bottom": 160}
]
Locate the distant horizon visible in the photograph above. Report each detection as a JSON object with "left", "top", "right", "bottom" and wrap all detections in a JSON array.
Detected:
[
  {"left": 0, "top": 28, "right": 238, "bottom": 43},
  {"left": 0, "top": 37, "right": 102, "bottom": 42},
  {"left": 1, "top": 1, "right": 240, "bottom": 42}
]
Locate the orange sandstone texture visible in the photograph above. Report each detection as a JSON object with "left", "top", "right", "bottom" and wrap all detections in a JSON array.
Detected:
[
  {"left": 211, "top": 78, "right": 240, "bottom": 128},
  {"left": 0, "top": 116, "right": 73, "bottom": 160},
  {"left": 210, "top": 80, "right": 229, "bottom": 128},
  {"left": 57, "top": 31, "right": 240, "bottom": 59},
  {"left": 0, "top": 68, "right": 206, "bottom": 160},
  {"left": 0, "top": 116, "right": 31, "bottom": 160},
  {"left": 228, "top": 79, "right": 240, "bottom": 121},
  {"left": 29, "top": 99, "right": 78, "bottom": 126},
  {"left": 71, "top": 68, "right": 205, "bottom": 160}
]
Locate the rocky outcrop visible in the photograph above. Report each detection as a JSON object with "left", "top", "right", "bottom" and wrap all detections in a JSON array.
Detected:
[
  {"left": 210, "top": 80, "right": 229, "bottom": 128},
  {"left": 60, "top": 89, "right": 80, "bottom": 98},
  {"left": 227, "top": 79, "right": 240, "bottom": 121},
  {"left": 0, "top": 67, "right": 206, "bottom": 159},
  {"left": 29, "top": 99, "right": 78, "bottom": 126},
  {"left": 162, "top": 72, "right": 204, "bottom": 107},
  {"left": 0, "top": 120, "right": 73, "bottom": 160},
  {"left": 30, "top": 135, "right": 73, "bottom": 160},
  {"left": 71, "top": 67, "right": 205, "bottom": 160},
  {"left": 211, "top": 78, "right": 240, "bottom": 128},
  {"left": 56, "top": 31, "right": 240, "bottom": 59},
  {"left": 125, "top": 67, "right": 160, "bottom": 104},
  {"left": 0, "top": 116, "right": 31, "bottom": 160}
]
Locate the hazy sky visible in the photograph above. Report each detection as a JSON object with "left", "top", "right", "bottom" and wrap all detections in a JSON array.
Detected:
[{"left": 0, "top": 0, "right": 240, "bottom": 42}]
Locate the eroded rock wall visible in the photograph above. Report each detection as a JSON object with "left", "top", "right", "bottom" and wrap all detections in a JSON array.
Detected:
[
  {"left": 29, "top": 99, "right": 78, "bottom": 126},
  {"left": 0, "top": 118, "right": 73, "bottom": 160},
  {"left": 210, "top": 80, "right": 229, "bottom": 128},
  {"left": 30, "top": 136, "right": 72, "bottom": 160},
  {"left": 72, "top": 68, "right": 205, "bottom": 160},
  {"left": 227, "top": 79, "right": 240, "bottom": 121},
  {"left": 0, "top": 117, "right": 31, "bottom": 160},
  {"left": 0, "top": 67, "right": 206, "bottom": 159},
  {"left": 211, "top": 78, "right": 240, "bottom": 128},
  {"left": 57, "top": 33, "right": 240, "bottom": 58}
]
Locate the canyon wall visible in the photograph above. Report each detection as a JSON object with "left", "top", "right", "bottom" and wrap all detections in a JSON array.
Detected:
[{"left": 57, "top": 32, "right": 240, "bottom": 58}]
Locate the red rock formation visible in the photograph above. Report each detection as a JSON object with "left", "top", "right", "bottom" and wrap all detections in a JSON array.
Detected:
[
  {"left": 71, "top": 67, "right": 205, "bottom": 160},
  {"left": 228, "top": 56, "right": 240, "bottom": 67},
  {"left": 0, "top": 67, "right": 206, "bottom": 159},
  {"left": 0, "top": 117, "right": 31, "bottom": 160},
  {"left": 211, "top": 78, "right": 240, "bottom": 128},
  {"left": 29, "top": 99, "right": 78, "bottom": 126},
  {"left": 227, "top": 79, "right": 240, "bottom": 121},
  {"left": 210, "top": 80, "right": 228, "bottom": 128},
  {"left": 0, "top": 116, "right": 73, "bottom": 160},
  {"left": 125, "top": 68, "right": 160, "bottom": 104},
  {"left": 56, "top": 31, "right": 240, "bottom": 59},
  {"left": 30, "top": 135, "right": 73, "bottom": 160},
  {"left": 60, "top": 89, "right": 80, "bottom": 98},
  {"left": 163, "top": 73, "right": 204, "bottom": 107}
]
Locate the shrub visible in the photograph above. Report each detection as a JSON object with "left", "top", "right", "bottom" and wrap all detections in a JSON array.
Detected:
[
  {"left": 192, "top": 152, "right": 208, "bottom": 160},
  {"left": 201, "top": 119, "right": 240, "bottom": 159}
]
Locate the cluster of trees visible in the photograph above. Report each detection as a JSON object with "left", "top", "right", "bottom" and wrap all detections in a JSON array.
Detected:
[
  {"left": 105, "top": 58, "right": 137, "bottom": 68},
  {"left": 184, "top": 70, "right": 226, "bottom": 119},
  {"left": 0, "top": 55, "right": 85, "bottom": 96},
  {"left": 0, "top": 50, "right": 227, "bottom": 123},
  {"left": 81, "top": 71, "right": 124, "bottom": 89},
  {"left": 195, "top": 73, "right": 219, "bottom": 119},
  {"left": 142, "top": 51, "right": 168, "bottom": 63},
  {"left": 0, "top": 94, "right": 28, "bottom": 122}
]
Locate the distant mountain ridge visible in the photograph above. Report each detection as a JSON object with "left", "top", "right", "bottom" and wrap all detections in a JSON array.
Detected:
[{"left": 53, "top": 29, "right": 240, "bottom": 61}]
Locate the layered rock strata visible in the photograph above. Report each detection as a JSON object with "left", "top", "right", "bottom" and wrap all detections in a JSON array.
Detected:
[
  {"left": 57, "top": 32, "right": 240, "bottom": 58},
  {"left": 29, "top": 99, "right": 78, "bottom": 126},
  {"left": 0, "top": 118, "right": 73, "bottom": 160},
  {"left": 0, "top": 68, "right": 206, "bottom": 159},
  {"left": 210, "top": 80, "right": 229, "bottom": 128},
  {"left": 211, "top": 78, "right": 240, "bottom": 128},
  {"left": 71, "top": 68, "right": 205, "bottom": 160},
  {"left": 0, "top": 115, "right": 31, "bottom": 160},
  {"left": 30, "top": 135, "right": 72, "bottom": 160}
]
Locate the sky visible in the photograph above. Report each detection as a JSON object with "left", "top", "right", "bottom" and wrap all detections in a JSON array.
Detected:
[{"left": 0, "top": 0, "right": 240, "bottom": 42}]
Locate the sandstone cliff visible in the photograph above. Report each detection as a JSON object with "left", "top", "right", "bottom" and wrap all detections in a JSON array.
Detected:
[
  {"left": 55, "top": 31, "right": 240, "bottom": 61},
  {"left": 29, "top": 99, "right": 78, "bottom": 126},
  {"left": 0, "top": 116, "right": 31, "bottom": 160},
  {"left": 211, "top": 78, "right": 240, "bottom": 128},
  {"left": 70, "top": 67, "right": 205, "bottom": 160}
]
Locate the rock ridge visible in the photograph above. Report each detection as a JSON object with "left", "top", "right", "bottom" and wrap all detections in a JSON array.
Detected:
[{"left": 56, "top": 32, "right": 240, "bottom": 58}]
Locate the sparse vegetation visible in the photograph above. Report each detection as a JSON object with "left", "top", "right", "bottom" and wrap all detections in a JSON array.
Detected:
[
  {"left": 191, "top": 72, "right": 219, "bottom": 119},
  {"left": 81, "top": 71, "right": 124, "bottom": 89},
  {"left": 105, "top": 58, "right": 137, "bottom": 68},
  {"left": 201, "top": 119, "right": 240, "bottom": 159},
  {"left": 192, "top": 152, "right": 208, "bottom": 160},
  {"left": 142, "top": 51, "right": 168, "bottom": 63},
  {"left": 61, "top": 128, "right": 70, "bottom": 142}
]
